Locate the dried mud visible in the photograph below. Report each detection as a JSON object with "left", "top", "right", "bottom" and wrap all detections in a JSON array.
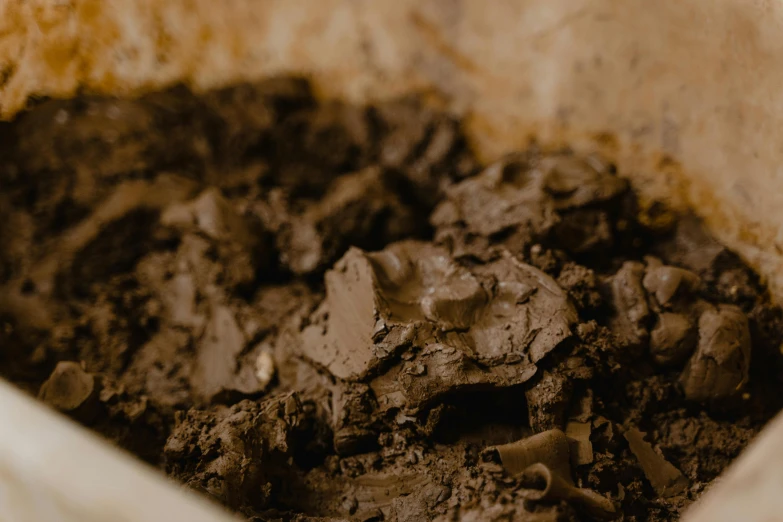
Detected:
[{"left": 1, "top": 78, "right": 782, "bottom": 521}]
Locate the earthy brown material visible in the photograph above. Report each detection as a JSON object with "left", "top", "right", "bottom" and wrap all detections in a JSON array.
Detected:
[
  {"left": 680, "top": 305, "right": 752, "bottom": 402},
  {"left": 1, "top": 80, "right": 782, "bottom": 521},
  {"left": 492, "top": 429, "right": 572, "bottom": 478},
  {"left": 520, "top": 463, "right": 616, "bottom": 520},
  {"left": 39, "top": 361, "right": 100, "bottom": 421},
  {"left": 623, "top": 428, "right": 689, "bottom": 499}
]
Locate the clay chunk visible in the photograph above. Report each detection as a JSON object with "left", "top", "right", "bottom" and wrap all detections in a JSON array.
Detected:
[
  {"left": 525, "top": 372, "right": 573, "bottom": 432},
  {"left": 39, "top": 361, "right": 100, "bottom": 421},
  {"left": 300, "top": 241, "right": 577, "bottom": 388},
  {"left": 299, "top": 246, "right": 395, "bottom": 381},
  {"left": 277, "top": 166, "right": 417, "bottom": 275},
  {"left": 431, "top": 153, "right": 627, "bottom": 258},
  {"left": 608, "top": 261, "right": 650, "bottom": 351},
  {"left": 650, "top": 312, "right": 697, "bottom": 367},
  {"left": 624, "top": 428, "right": 689, "bottom": 498},
  {"left": 643, "top": 263, "right": 701, "bottom": 308},
  {"left": 680, "top": 305, "right": 752, "bottom": 402},
  {"left": 190, "top": 304, "right": 267, "bottom": 401},
  {"left": 164, "top": 394, "right": 306, "bottom": 510},
  {"left": 432, "top": 155, "right": 557, "bottom": 240}
]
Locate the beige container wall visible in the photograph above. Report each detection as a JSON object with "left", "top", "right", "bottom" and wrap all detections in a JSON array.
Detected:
[
  {"left": 2, "top": 0, "right": 783, "bottom": 300},
  {"left": 1, "top": 2, "right": 783, "bottom": 521},
  {"left": 0, "top": 0, "right": 783, "bottom": 522}
]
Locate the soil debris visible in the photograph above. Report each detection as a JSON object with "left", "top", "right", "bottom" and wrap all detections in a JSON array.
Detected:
[
  {"left": 1, "top": 78, "right": 781, "bottom": 522},
  {"left": 525, "top": 371, "right": 572, "bottom": 432}
]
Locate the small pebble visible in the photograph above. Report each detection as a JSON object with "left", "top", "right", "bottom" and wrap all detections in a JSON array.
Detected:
[{"left": 255, "top": 350, "right": 276, "bottom": 388}]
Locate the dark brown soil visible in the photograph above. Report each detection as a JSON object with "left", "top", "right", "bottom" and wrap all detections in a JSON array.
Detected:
[{"left": 1, "top": 77, "right": 782, "bottom": 522}]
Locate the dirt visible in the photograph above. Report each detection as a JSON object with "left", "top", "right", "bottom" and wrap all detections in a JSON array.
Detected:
[{"left": 1, "top": 77, "right": 782, "bottom": 522}]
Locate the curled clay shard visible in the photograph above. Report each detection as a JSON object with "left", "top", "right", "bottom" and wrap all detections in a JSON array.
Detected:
[
  {"left": 39, "top": 361, "right": 99, "bottom": 415},
  {"left": 623, "top": 428, "right": 689, "bottom": 498},
  {"left": 680, "top": 304, "right": 752, "bottom": 401},
  {"left": 491, "top": 429, "right": 572, "bottom": 479},
  {"left": 650, "top": 312, "right": 697, "bottom": 366},
  {"left": 491, "top": 430, "right": 615, "bottom": 519},
  {"left": 609, "top": 261, "right": 650, "bottom": 350},
  {"left": 301, "top": 241, "right": 577, "bottom": 390},
  {"left": 642, "top": 262, "right": 701, "bottom": 307},
  {"left": 520, "top": 463, "right": 617, "bottom": 520}
]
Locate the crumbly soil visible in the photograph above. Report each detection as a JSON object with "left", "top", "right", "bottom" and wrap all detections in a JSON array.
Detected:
[{"left": 1, "top": 78, "right": 782, "bottom": 522}]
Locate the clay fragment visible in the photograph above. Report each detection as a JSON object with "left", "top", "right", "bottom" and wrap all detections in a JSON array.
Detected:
[
  {"left": 190, "top": 304, "right": 265, "bottom": 400},
  {"left": 164, "top": 394, "right": 306, "bottom": 510},
  {"left": 520, "top": 463, "right": 617, "bottom": 520},
  {"left": 39, "top": 361, "right": 100, "bottom": 420},
  {"left": 680, "top": 305, "right": 752, "bottom": 401},
  {"left": 623, "top": 428, "right": 689, "bottom": 498},
  {"left": 525, "top": 372, "right": 572, "bottom": 432},
  {"left": 490, "top": 430, "right": 615, "bottom": 519},
  {"left": 538, "top": 154, "right": 627, "bottom": 210},
  {"left": 299, "top": 247, "right": 394, "bottom": 380},
  {"left": 431, "top": 152, "right": 627, "bottom": 258},
  {"left": 643, "top": 263, "right": 701, "bottom": 307},
  {"left": 301, "top": 241, "right": 577, "bottom": 386},
  {"left": 370, "top": 344, "right": 538, "bottom": 413},
  {"left": 565, "top": 421, "right": 594, "bottom": 466},
  {"left": 161, "top": 187, "right": 253, "bottom": 243},
  {"left": 650, "top": 312, "right": 697, "bottom": 366},
  {"left": 609, "top": 261, "right": 650, "bottom": 350},
  {"left": 469, "top": 253, "right": 577, "bottom": 364},
  {"left": 491, "top": 429, "right": 572, "bottom": 479},
  {"left": 161, "top": 188, "right": 268, "bottom": 288},
  {"left": 352, "top": 471, "right": 432, "bottom": 515},
  {"left": 331, "top": 383, "right": 379, "bottom": 455},
  {"left": 277, "top": 166, "right": 417, "bottom": 275},
  {"left": 656, "top": 215, "right": 726, "bottom": 275},
  {"left": 432, "top": 154, "right": 557, "bottom": 239}
]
